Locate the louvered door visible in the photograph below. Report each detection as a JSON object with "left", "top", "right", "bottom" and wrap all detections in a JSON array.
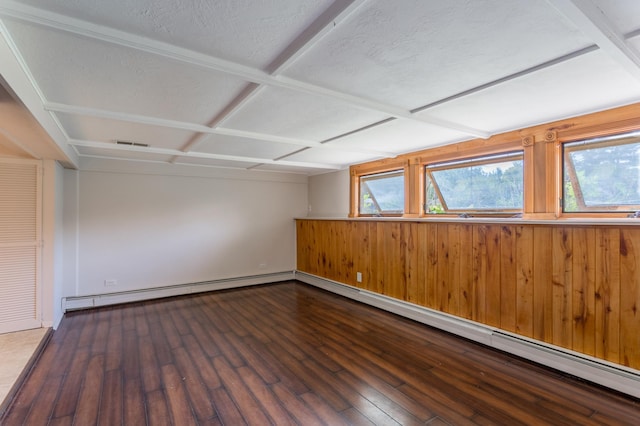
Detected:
[{"left": 0, "top": 159, "right": 41, "bottom": 333}]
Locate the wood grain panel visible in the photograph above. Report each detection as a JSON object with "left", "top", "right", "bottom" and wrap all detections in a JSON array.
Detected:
[
  {"left": 515, "top": 225, "right": 534, "bottom": 338},
  {"left": 472, "top": 225, "right": 487, "bottom": 323},
  {"left": 458, "top": 224, "right": 474, "bottom": 320},
  {"left": 620, "top": 228, "right": 640, "bottom": 368},
  {"left": 572, "top": 227, "right": 596, "bottom": 357},
  {"left": 500, "top": 226, "right": 517, "bottom": 333},
  {"left": 296, "top": 219, "right": 640, "bottom": 370},
  {"left": 533, "top": 227, "right": 553, "bottom": 342},
  {"left": 552, "top": 227, "right": 572, "bottom": 348},
  {"left": 424, "top": 223, "right": 438, "bottom": 310},
  {"left": 595, "top": 228, "right": 621, "bottom": 364},
  {"left": 485, "top": 225, "right": 502, "bottom": 327}
]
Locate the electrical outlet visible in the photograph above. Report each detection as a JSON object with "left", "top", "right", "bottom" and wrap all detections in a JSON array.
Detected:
[
  {"left": 259, "top": 263, "right": 267, "bottom": 269},
  {"left": 356, "top": 272, "right": 362, "bottom": 282},
  {"left": 104, "top": 279, "right": 117, "bottom": 287}
]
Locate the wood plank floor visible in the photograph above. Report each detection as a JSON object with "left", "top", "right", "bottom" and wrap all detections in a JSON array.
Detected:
[{"left": 2, "top": 281, "right": 639, "bottom": 425}]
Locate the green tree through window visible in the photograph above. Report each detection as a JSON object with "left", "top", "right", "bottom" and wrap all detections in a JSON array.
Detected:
[
  {"left": 426, "top": 152, "right": 523, "bottom": 214},
  {"left": 360, "top": 170, "right": 404, "bottom": 215},
  {"left": 563, "top": 132, "right": 640, "bottom": 212}
]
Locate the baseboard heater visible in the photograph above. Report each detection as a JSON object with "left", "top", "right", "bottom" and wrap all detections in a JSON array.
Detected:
[
  {"left": 62, "top": 271, "right": 295, "bottom": 311},
  {"left": 295, "top": 271, "right": 640, "bottom": 399}
]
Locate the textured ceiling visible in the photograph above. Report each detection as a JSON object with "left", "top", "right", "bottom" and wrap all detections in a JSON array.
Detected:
[{"left": 1, "top": 0, "right": 640, "bottom": 174}]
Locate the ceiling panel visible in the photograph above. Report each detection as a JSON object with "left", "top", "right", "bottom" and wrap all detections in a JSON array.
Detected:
[
  {"left": 327, "top": 119, "right": 469, "bottom": 155},
  {"left": 173, "top": 156, "right": 259, "bottom": 169},
  {"left": 56, "top": 113, "right": 196, "bottom": 150},
  {"left": 75, "top": 145, "right": 173, "bottom": 163},
  {"left": 2, "top": 0, "right": 640, "bottom": 175},
  {"left": 195, "top": 133, "right": 302, "bottom": 159},
  {"left": 4, "top": 20, "right": 248, "bottom": 124},
  {"left": 14, "top": 0, "right": 334, "bottom": 69},
  {"left": 252, "top": 163, "right": 338, "bottom": 175},
  {"left": 220, "top": 86, "right": 391, "bottom": 141},
  {"left": 423, "top": 50, "right": 640, "bottom": 133},
  {"left": 591, "top": 0, "right": 640, "bottom": 35},
  {"left": 283, "top": 0, "right": 593, "bottom": 110},
  {"left": 628, "top": 35, "right": 640, "bottom": 52},
  {"left": 282, "top": 147, "right": 381, "bottom": 166}
]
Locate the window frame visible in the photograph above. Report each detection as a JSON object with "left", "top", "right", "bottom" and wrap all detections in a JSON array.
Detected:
[
  {"left": 350, "top": 158, "right": 409, "bottom": 218},
  {"left": 358, "top": 169, "right": 406, "bottom": 216},
  {"left": 348, "top": 104, "right": 640, "bottom": 221},
  {"left": 559, "top": 130, "right": 640, "bottom": 216},
  {"left": 424, "top": 151, "right": 525, "bottom": 216}
]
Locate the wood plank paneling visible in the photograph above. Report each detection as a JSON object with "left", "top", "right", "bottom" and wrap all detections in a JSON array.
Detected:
[
  {"left": 424, "top": 223, "right": 438, "bottom": 310},
  {"left": 485, "top": 225, "right": 502, "bottom": 328},
  {"left": 296, "top": 219, "right": 640, "bottom": 370},
  {"left": 515, "top": 225, "right": 534, "bottom": 338},
  {"left": 500, "top": 226, "right": 517, "bottom": 333},
  {"left": 572, "top": 227, "right": 597, "bottom": 356},
  {"left": 595, "top": 228, "right": 621, "bottom": 364},
  {"left": 472, "top": 225, "right": 485, "bottom": 323},
  {"left": 533, "top": 227, "right": 553, "bottom": 342},
  {"left": 458, "top": 224, "right": 474, "bottom": 320},
  {"left": 552, "top": 227, "right": 573, "bottom": 348},
  {"left": 620, "top": 228, "right": 640, "bottom": 368}
]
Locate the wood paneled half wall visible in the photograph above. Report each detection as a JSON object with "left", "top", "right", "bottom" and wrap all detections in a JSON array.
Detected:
[{"left": 296, "top": 219, "right": 640, "bottom": 372}]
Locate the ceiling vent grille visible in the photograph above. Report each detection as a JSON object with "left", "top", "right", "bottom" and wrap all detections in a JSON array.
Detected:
[{"left": 116, "top": 140, "right": 149, "bottom": 147}]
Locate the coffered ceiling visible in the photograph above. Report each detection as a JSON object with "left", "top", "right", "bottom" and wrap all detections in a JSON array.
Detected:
[{"left": 1, "top": 0, "right": 640, "bottom": 174}]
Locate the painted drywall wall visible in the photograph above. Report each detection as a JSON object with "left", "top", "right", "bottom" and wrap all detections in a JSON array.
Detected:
[
  {"left": 307, "top": 169, "right": 350, "bottom": 217},
  {"left": 52, "top": 161, "right": 65, "bottom": 327},
  {"left": 41, "top": 160, "right": 66, "bottom": 328},
  {"left": 62, "top": 169, "right": 79, "bottom": 302},
  {"left": 68, "top": 163, "right": 307, "bottom": 296},
  {"left": 41, "top": 160, "right": 54, "bottom": 327}
]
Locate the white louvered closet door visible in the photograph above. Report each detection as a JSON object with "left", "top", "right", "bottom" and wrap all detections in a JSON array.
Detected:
[{"left": 0, "top": 158, "right": 42, "bottom": 334}]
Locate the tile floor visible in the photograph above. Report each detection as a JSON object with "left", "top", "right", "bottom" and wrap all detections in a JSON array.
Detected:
[{"left": 0, "top": 328, "right": 49, "bottom": 409}]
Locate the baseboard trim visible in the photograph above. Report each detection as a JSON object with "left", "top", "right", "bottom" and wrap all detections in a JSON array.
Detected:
[
  {"left": 63, "top": 271, "right": 295, "bottom": 311},
  {"left": 295, "top": 271, "right": 640, "bottom": 399}
]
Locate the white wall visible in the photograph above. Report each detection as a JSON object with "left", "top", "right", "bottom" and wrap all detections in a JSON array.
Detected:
[
  {"left": 52, "top": 161, "right": 65, "bottom": 327},
  {"left": 64, "top": 160, "right": 307, "bottom": 296},
  {"left": 42, "top": 160, "right": 70, "bottom": 328},
  {"left": 62, "top": 169, "right": 79, "bottom": 301},
  {"left": 307, "top": 169, "right": 350, "bottom": 217}
]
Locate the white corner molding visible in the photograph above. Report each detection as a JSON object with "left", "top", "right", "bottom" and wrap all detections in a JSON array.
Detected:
[
  {"left": 295, "top": 271, "right": 640, "bottom": 399},
  {"left": 62, "top": 271, "right": 295, "bottom": 311}
]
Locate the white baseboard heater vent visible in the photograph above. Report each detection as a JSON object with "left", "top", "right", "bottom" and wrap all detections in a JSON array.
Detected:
[
  {"left": 63, "top": 271, "right": 295, "bottom": 312},
  {"left": 294, "top": 271, "right": 640, "bottom": 399}
]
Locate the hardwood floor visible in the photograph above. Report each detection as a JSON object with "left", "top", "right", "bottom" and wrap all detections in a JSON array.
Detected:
[{"left": 2, "top": 281, "right": 639, "bottom": 425}]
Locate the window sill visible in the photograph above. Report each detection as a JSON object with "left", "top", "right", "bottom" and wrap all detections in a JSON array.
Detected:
[{"left": 298, "top": 216, "right": 640, "bottom": 226}]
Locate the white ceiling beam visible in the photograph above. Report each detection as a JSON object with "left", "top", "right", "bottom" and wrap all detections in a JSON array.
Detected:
[
  {"left": 0, "top": 0, "right": 489, "bottom": 139},
  {"left": 210, "top": 0, "right": 368, "bottom": 132},
  {"left": 265, "top": 0, "right": 369, "bottom": 75},
  {"left": 69, "top": 139, "right": 343, "bottom": 170},
  {"left": 546, "top": 0, "right": 640, "bottom": 82},
  {"left": 0, "top": 19, "right": 78, "bottom": 167},
  {"left": 201, "top": 0, "right": 369, "bottom": 165},
  {"left": 47, "top": 102, "right": 395, "bottom": 158}
]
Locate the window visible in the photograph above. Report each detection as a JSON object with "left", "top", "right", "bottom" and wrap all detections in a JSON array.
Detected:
[
  {"left": 425, "top": 152, "right": 524, "bottom": 214},
  {"left": 359, "top": 170, "right": 404, "bottom": 215},
  {"left": 563, "top": 131, "right": 640, "bottom": 213}
]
